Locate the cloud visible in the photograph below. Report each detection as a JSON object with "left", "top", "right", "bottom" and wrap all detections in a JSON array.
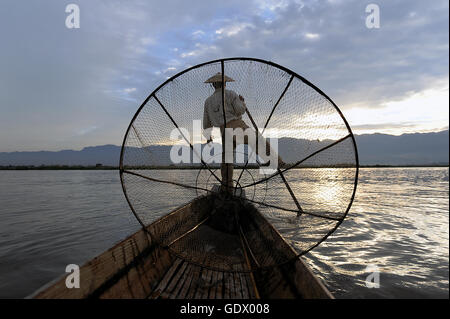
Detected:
[
  {"left": 140, "top": 37, "right": 155, "bottom": 45},
  {"left": 345, "top": 82, "right": 449, "bottom": 135},
  {"left": 177, "top": 0, "right": 448, "bottom": 111},
  {"left": 0, "top": 0, "right": 448, "bottom": 151},
  {"left": 192, "top": 30, "right": 205, "bottom": 38},
  {"left": 254, "top": 0, "right": 292, "bottom": 12},
  {"left": 180, "top": 44, "right": 218, "bottom": 58},
  {"left": 76, "top": 126, "right": 98, "bottom": 136},
  {"left": 215, "top": 22, "right": 255, "bottom": 38},
  {"left": 304, "top": 32, "right": 320, "bottom": 39}
]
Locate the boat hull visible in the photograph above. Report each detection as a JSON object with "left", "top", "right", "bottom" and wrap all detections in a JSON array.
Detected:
[{"left": 31, "top": 196, "right": 333, "bottom": 299}]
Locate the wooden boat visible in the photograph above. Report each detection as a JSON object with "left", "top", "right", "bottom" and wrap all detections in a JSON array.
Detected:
[{"left": 31, "top": 194, "right": 333, "bottom": 299}]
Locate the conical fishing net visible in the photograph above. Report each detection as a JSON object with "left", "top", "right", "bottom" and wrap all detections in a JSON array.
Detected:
[{"left": 120, "top": 58, "right": 358, "bottom": 272}]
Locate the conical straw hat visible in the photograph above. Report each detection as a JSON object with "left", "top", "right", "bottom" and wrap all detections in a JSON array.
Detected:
[{"left": 204, "top": 72, "right": 235, "bottom": 83}]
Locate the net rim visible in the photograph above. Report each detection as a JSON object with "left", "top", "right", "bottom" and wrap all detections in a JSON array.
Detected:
[{"left": 118, "top": 57, "right": 360, "bottom": 270}]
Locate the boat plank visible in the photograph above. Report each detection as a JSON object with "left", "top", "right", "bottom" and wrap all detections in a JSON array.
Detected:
[
  {"left": 215, "top": 271, "right": 224, "bottom": 299},
  {"left": 225, "top": 272, "right": 236, "bottom": 299},
  {"left": 99, "top": 266, "right": 143, "bottom": 299},
  {"left": 202, "top": 269, "right": 214, "bottom": 299},
  {"left": 174, "top": 264, "right": 195, "bottom": 299},
  {"left": 154, "top": 258, "right": 183, "bottom": 298},
  {"left": 33, "top": 195, "right": 333, "bottom": 299},
  {"left": 209, "top": 270, "right": 219, "bottom": 299},
  {"left": 33, "top": 228, "right": 173, "bottom": 299},
  {"left": 246, "top": 272, "right": 258, "bottom": 299},
  {"left": 222, "top": 272, "right": 230, "bottom": 299},
  {"left": 288, "top": 259, "right": 334, "bottom": 299},
  {"left": 194, "top": 267, "right": 209, "bottom": 299},
  {"left": 233, "top": 272, "right": 243, "bottom": 299},
  {"left": 206, "top": 269, "right": 220, "bottom": 299},
  {"left": 239, "top": 273, "right": 250, "bottom": 299},
  {"left": 169, "top": 263, "right": 191, "bottom": 299},
  {"left": 186, "top": 265, "right": 203, "bottom": 299},
  {"left": 165, "top": 261, "right": 188, "bottom": 296}
]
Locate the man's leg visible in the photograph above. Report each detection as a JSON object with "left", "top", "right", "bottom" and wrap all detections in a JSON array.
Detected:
[
  {"left": 227, "top": 164, "right": 234, "bottom": 190},
  {"left": 220, "top": 122, "right": 234, "bottom": 193}
]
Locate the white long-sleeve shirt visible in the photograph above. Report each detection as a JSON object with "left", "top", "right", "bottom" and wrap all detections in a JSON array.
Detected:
[{"left": 203, "top": 89, "right": 246, "bottom": 139}]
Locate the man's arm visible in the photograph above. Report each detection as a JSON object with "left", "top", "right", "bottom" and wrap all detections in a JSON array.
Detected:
[{"left": 232, "top": 91, "right": 246, "bottom": 116}]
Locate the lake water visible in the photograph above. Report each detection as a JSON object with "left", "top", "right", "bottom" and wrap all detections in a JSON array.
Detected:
[{"left": 0, "top": 168, "right": 448, "bottom": 298}]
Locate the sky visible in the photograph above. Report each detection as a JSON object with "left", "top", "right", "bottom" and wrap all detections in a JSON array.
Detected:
[{"left": 0, "top": 0, "right": 448, "bottom": 152}]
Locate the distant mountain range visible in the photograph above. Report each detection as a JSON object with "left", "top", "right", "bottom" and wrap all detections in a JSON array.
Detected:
[
  {"left": 355, "top": 130, "right": 448, "bottom": 165},
  {"left": 0, "top": 130, "right": 448, "bottom": 167}
]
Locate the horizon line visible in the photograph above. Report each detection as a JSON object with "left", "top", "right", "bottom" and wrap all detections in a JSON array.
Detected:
[{"left": 1, "top": 129, "right": 448, "bottom": 154}]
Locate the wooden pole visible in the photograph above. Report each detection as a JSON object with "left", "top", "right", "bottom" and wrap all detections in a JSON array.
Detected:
[{"left": 220, "top": 61, "right": 232, "bottom": 194}]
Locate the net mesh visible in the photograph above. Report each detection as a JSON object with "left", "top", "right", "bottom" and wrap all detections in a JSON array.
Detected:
[{"left": 120, "top": 58, "right": 358, "bottom": 272}]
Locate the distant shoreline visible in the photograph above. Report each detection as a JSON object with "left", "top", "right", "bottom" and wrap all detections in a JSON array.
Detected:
[{"left": 0, "top": 164, "right": 448, "bottom": 170}]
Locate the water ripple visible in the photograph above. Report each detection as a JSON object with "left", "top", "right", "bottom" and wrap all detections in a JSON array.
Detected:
[{"left": 0, "top": 168, "right": 448, "bottom": 298}]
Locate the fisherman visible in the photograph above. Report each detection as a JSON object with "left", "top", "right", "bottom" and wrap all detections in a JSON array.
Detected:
[{"left": 202, "top": 72, "right": 285, "bottom": 192}]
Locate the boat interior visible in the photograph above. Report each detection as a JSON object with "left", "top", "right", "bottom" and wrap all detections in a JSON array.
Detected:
[{"left": 32, "top": 194, "right": 332, "bottom": 299}]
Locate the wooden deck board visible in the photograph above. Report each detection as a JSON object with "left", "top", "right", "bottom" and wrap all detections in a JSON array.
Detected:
[
  {"left": 153, "top": 261, "right": 256, "bottom": 299},
  {"left": 246, "top": 273, "right": 258, "bottom": 299},
  {"left": 169, "top": 263, "right": 191, "bottom": 299},
  {"left": 194, "top": 267, "right": 209, "bottom": 299},
  {"left": 203, "top": 269, "right": 214, "bottom": 299},
  {"left": 177, "top": 264, "right": 196, "bottom": 299},
  {"left": 33, "top": 195, "right": 333, "bottom": 300},
  {"left": 153, "top": 258, "right": 183, "bottom": 298},
  {"left": 209, "top": 270, "right": 219, "bottom": 299},
  {"left": 186, "top": 265, "right": 203, "bottom": 299},
  {"left": 215, "top": 271, "right": 224, "bottom": 299},
  {"left": 239, "top": 273, "right": 250, "bottom": 299},
  {"left": 164, "top": 261, "right": 188, "bottom": 297},
  {"left": 157, "top": 265, "right": 258, "bottom": 299},
  {"left": 233, "top": 272, "right": 243, "bottom": 299},
  {"left": 222, "top": 272, "right": 230, "bottom": 299},
  {"left": 226, "top": 271, "right": 235, "bottom": 299}
]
